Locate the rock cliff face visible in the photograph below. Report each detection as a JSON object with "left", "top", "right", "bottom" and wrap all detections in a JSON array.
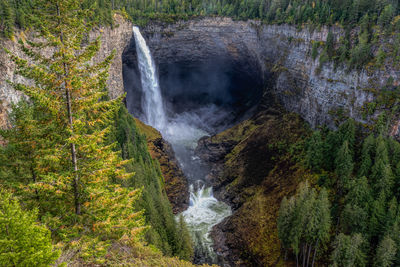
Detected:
[
  {"left": 123, "top": 17, "right": 398, "bottom": 133},
  {"left": 0, "top": 14, "right": 131, "bottom": 129}
]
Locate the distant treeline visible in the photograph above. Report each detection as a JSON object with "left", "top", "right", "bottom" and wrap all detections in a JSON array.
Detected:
[{"left": 2, "top": 0, "right": 400, "bottom": 37}]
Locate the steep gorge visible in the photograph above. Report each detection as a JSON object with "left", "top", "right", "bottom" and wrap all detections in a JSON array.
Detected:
[
  {"left": 2, "top": 15, "right": 399, "bottom": 266},
  {"left": 122, "top": 17, "right": 399, "bottom": 135}
]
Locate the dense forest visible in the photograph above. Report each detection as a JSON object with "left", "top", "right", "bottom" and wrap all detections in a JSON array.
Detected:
[
  {"left": 0, "top": 0, "right": 193, "bottom": 265},
  {"left": 2, "top": 0, "right": 400, "bottom": 71},
  {"left": 2, "top": 0, "right": 400, "bottom": 27},
  {"left": 278, "top": 119, "right": 400, "bottom": 266}
]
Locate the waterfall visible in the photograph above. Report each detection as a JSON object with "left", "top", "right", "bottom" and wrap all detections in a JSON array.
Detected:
[
  {"left": 132, "top": 26, "right": 231, "bottom": 265},
  {"left": 132, "top": 26, "right": 166, "bottom": 130}
]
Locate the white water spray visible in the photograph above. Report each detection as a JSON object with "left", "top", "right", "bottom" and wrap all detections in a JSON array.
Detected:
[
  {"left": 132, "top": 26, "right": 166, "bottom": 130},
  {"left": 132, "top": 26, "right": 231, "bottom": 264}
]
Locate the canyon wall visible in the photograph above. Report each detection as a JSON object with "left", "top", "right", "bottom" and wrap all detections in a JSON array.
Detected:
[
  {"left": 124, "top": 17, "right": 399, "bottom": 135},
  {"left": 2, "top": 16, "right": 398, "bottom": 134},
  {"left": 0, "top": 14, "right": 131, "bottom": 129}
]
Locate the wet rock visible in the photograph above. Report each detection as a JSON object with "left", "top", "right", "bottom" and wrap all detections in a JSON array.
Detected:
[{"left": 195, "top": 136, "right": 237, "bottom": 163}]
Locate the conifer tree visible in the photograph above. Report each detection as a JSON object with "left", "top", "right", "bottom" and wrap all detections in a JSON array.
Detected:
[
  {"left": 369, "top": 192, "right": 387, "bottom": 239},
  {"left": 0, "top": 190, "right": 60, "bottom": 266},
  {"left": 305, "top": 130, "right": 324, "bottom": 171},
  {"left": 5, "top": 0, "right": 146, "bottom": 259},
  {"left": 335, "top": 140, "right": 354, "bottom": 192},
  {"left": 277, "top": 182, "right": 331, "bottom": 266},
  {"left": 331, "top": 233, "right": 366, "bottom": 267},
  {"left": 0, "top": 101, "right": 57, "bottom": 212},
  {"left": 277, "top": 196, "right": 295, "bottom": 257},
  {"left": 371, "top": 135, "right": 393, "bottom": 197},
  {"left": 337, "top": 119, "right": 356, "bottom": 152},
  {"left": 176, "top": 215, "right": 194, "bottom": 261},
  {"left": 342, "top": 177, "right": 372, "bottom": 234},
  {"left": 323, "top": 130, "right": 339, "bottom": 171},
  {"left": 374, "top": 235, "right": 397, "bottom": 267},
  {"left": 358, "top": 134, "right": 375, "bottom": 177}
]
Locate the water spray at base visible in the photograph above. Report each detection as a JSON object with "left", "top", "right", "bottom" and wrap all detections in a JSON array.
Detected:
[{"left": 132, "top": 26, "right": 232, "bottom": 264}]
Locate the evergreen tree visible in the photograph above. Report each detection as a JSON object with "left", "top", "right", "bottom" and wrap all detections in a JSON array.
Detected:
[
  {"left": 0, "top": 190, "right": 60, "bottom": 266},
  {"left": 0, "top": 101, "right": 57, "bottom": 213},
  {"left": 323, "top": 130, "right": 339, "bottom": 171},
  {"left": 277, "top": 182, "right": 331, "bottom": 266},
  {"left": 305, "top": 130, "right": 324, "bottom": 171},
  {"left": 176, "top": 215, "right": 194, "bottom": 261},
  {"left": 369, "top": 192, "right": 387, "bottom": 239},
  {"left": 371, "top": 135, "right": 393, "bottom": 197},
  {"left": 337, "top": 119, "right": 356, "bottom": 151},
  {"left": 341, "top": 176, "right": 372, "bottom": 234},
  {"left": 374, "top": 235, "right": 397, "bottom": 267},
  {"left": 4, "top": 0, "right": 145, "bottom": 261},
  {"left": 277, "top": 196, "right": 295, "bottom": 256},
  {"left": 358, "top": 134, "right": 375, "bottom": 177},
  {"left": 335, "top": 140, "right": 354, "bottom": 192},
  {"left": 331, "top": 233, "right": 367, "bottom": 267}
]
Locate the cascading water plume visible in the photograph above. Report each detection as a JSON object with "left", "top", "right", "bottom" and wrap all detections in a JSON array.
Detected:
[
  {"left": 132, "top": 26, "right": 166, "bottom": 130},
  {"left": 132, "top": 25, "right": 231, "bottom": 265}
]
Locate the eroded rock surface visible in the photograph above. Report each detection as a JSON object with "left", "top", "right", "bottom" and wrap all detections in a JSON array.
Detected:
[{"left": 123, "top": 17, "right": 399, "bottom": 135}]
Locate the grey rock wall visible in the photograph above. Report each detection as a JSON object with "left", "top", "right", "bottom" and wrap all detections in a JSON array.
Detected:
[
  {"left": 127, "top": 17, "right": 398, "bottom": 133},
  {"left": 0, "top": 14, "right": 132, "bottom": 128}
]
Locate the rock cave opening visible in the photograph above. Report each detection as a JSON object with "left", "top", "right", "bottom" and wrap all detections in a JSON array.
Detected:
[{"left": 122, "top": 35, "right": 267, "bottom": 132}]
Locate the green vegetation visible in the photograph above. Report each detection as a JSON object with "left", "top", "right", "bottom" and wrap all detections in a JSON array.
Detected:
[
  {"left": 113, "top": 106, "right": 193, "bottom": 260},
  {"left": 3, "top": 0, "right": 400, "bottom": 71},
  {"left": 0, "top": 190, "right": 60, "bottom": 266},
  {"left": 278, "top": 118, "right": 400, "bottom": 266},
  {"left": 0, "top": 0, "right": 193, "bottom": 265}
]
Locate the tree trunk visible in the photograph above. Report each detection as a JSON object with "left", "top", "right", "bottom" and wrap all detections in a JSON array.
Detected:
[
  {"left": 31, "top": 164, "right": 39, "bottom": 201},
  {"left": 306, "top": 243, "right": 312, "bottom": 267},
  {"left": 66, "top": 87, "right": 80, "bottom": 215},
  {"left": 312, "top": 240, "right": 319, "bottom": 267},
  {"left": 303, "top": 244, "right": 306, "bottom": 267},
  {"left": 57, "top": 3, "right": 80, "bottom": 215},
  {"left": 296, "top": 252, "right": 299, "bottom": 267}
]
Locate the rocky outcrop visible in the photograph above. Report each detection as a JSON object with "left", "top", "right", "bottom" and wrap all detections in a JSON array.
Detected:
[
  {"left": 196, "top": 107, "right": 310, "bottom": 266},
  {"left": 123, "top": 17, "right": 398, "bottom": 134},
  {"left": 0, "top": 14, "right": 131, "bottom": 129},
  {"left": 134, "top": 118, "right": 189, "bottom": 214}
]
